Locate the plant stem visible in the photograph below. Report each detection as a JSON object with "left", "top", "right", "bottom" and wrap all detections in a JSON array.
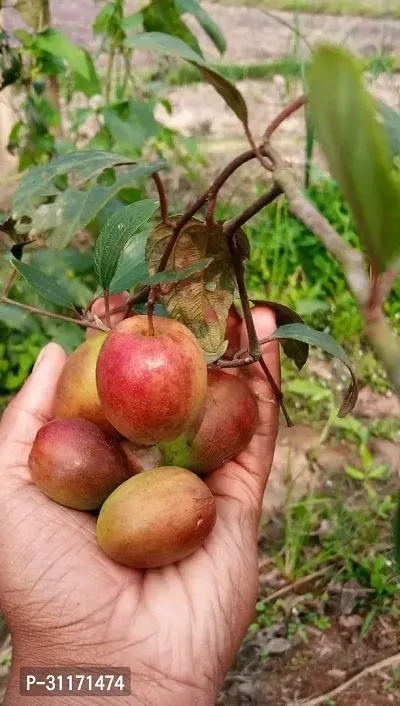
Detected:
[
  {"left": 228, "top": 236, "right": 260, "bottom": 359},
  {"left": 1, "top": 297, "right": 100, "bottom": 331},
  {"left": 206, "top": 197, "right": 216, "bottom": 226},
  {"left": 1, "top": 269, "right": 16, "bottom": 298},
  {"left": 105, "top": 43, "right": 115, "bottom": 103},
  {"left": 152, "top": 172, "right": 171, "bottom": 226},
  {"left": 155, "top": 147, "right": 272, "bottom": 275},
  {"left": 262, "top": 95, "right": 306, "bottom": 142},
  {"left": 223, "top": 184, "right": 283, "bottom": 237},
  {"left": 244, "top": 122, "right": 273, "bottom": 173},
  {"left": 146, "top": 287, "right": 156, "bottom": 336},
  {"left": 258, "top": 355, "right": 293, "bottom": 427},
  {"left": 104, "top": 290, "right": 112, "bottom": 328}
]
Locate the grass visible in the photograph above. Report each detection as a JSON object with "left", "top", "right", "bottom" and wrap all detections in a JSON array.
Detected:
[{"left": 217, "top": 0, "right": 400, "bottom": 19}]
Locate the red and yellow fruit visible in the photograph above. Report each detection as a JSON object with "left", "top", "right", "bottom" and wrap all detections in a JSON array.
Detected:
[
  {"left": 96, "top": 466, "right": 216, "bottom": 568},
  {"left": 96, "top": 316, "right": 207, "bottom": 445},
  {"left": 161, "top": 368, "right": 258, "bottom": 474},
  {"left": 29, "top": 418, "right": 131, "bottom": 510}
]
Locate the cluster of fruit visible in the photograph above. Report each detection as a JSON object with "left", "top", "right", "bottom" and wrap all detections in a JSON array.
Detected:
[{"left": 29, "top": 316, "right": 258, "bottom": 569}]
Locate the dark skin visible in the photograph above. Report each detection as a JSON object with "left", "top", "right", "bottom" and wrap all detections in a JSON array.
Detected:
[{"left": 0, "top": 299, "right": 280, "bottom": 705}]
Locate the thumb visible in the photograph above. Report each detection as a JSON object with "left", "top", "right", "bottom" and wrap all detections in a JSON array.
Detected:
[{"left": 0, "top": 343, "right": 68, "bottom": 478}]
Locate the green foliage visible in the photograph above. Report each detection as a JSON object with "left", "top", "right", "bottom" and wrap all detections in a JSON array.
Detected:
[
  {"left": 127, "top": 32, "right": 248, "bottom": 125},
  {"left": 94, "top": 199, "right": 158, "bottom": 289},
  {"left": 12, "top": 152, "right": 165, "bottom": 248},
  {"left": 308, "top": 45, "right": 400, "bottom": 270},
  {"left": 269, "top": 323, "right": 358, "bottom": 416}
]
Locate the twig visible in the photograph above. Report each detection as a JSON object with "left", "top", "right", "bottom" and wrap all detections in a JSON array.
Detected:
[
  {"left": 294, "top": 652, "right": 400, "bottom": 706},
  {"left": 152, "top": 172, "right": 171, "bottom": 226},
  {"left": 154, "top": 147, "right": 272, "bottom": 276},
  {"left": 1, "top": 297, "right": 100, "bottom": 331},
  {"left": 228, "top": 236, "right": 260, "bottom": 359},
  {"left": 262, "top": 95, "right": 307, "bottom": 142},
  {"left": 217, "top": 356, "right": 254, "bottom": 369},
  {"left": 223, "top": 184, "right": 282, "bottom": 237},
  {"left": 1, "top": 269, "right": 16, "bottom": 298},
  {"left": 146, "top": 287, "right": 156, "bottom": 336},
  {"left": 271, "top": 147, "right": 400, "bottom": 396},
  {"left": 104, "top": 290, "right": 112, "bottom": 329},
  {"left": 260, "top": 567, "right": 331, "bottom": 603},
  {"left": 206, "top": 197, "right": 216, "bottom": 226},
  {"left": 244, "top": 123, "right": 273, "bottom": 174},
  {"left": 259, "top": 356, "right": 293, "bottom": 427}
]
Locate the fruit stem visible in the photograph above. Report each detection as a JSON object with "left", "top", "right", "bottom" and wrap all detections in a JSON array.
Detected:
[
  {"left": 104, "top": 289, "right": 112, "bottom": 329},
  {"left": 146, "top": 286, "right": 156, "bottom": 336}
]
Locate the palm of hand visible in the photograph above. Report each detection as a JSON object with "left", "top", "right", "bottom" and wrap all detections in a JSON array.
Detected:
[{"left": 0, "top": 308, "right": 279, "bottom": 704}]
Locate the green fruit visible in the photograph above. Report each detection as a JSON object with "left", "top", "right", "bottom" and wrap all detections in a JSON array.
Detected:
[
  {"left": 96, "top": 466, "right": 216, "bottom": 568},
  {"left": 162, "top": 368, "right": 258, "bottom": 474}
]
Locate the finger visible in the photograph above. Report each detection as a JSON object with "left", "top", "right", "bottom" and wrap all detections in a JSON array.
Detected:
[
  {"left": 207, "top": 307, "right": 280, "bottom": 518},
  {"left": 224, "top": 304, "right": 242, "bottom": 360},
  {"left": 238, "top": 306, "right": 280, "bottom": 489},
  {"left": 0, "top": 343, "right": 68, "bottom": 475},
  {"left": 86, "top": 292, "right": 131, "bottom": 339}
]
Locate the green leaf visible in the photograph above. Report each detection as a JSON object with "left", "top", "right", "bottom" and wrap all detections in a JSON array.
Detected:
[
  {"left": 134, "top": 302, "right": 170, "bottom": 317},
  {"left": 394, "top": 494, "right": 400, "bottom": 574},
  {"left": 175, "top": 0, "right": 226, "bottom": 55},
  {"left": 143, "top": 0, "right": 202, "bottom": 56},
  {"left": 36, "top": 30, "right": 101, "bottom": 97},
  {"left": 12, "top": 152, "right": 165, "bottom": 248},
  {"left": 141, "top": 257, "right": 212, "bottom": 285},
  {"left": 251, "top": 299, "right": 309, "bottom": 370},
  {"left": 122, "top": 12, "right": 143, "bottom": 31},
  {"left": 127, "top": 32, "right": 247, "bottom": 126},
  {"left": 94, "top": 200, "right": 158, "bottom": 290},
  {"left": 267, "top": 322, "right": 358, "bottom": 416},
  {"left": 93, "top": 1, "right": 116, "bottom": 34},
  {"left": 103, "top": 102, "right": 161, "bottom": 154},
  {"left": 379, "top": 101, "right": 400, "bottom": 158},
  {"left": 109, "top": 229, "right": 149, "bottom": 295},
  {"left": 345, "top": 465, "right": 365, "bottom": 480},
  {"left": 308, "top": 45, "right": 400, "bottom": 270},
  {"left": 12, "top": 259, "right": 74, "bottom": 309}
]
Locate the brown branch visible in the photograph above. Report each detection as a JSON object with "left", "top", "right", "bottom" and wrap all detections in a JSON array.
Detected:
[
  {"left": 273, "top": 154, "right": 369, "bottom": 308},
  {"left": 223, "top": 184, "right": 283, "bottom": 238},
  {"left": 294, "top": 652, "right": 400, "bottom": 706},
  {"left": 153, "top": 147, "right": 273, "bottom": 276},
  {"left": 262, "top": 95, "right": 307, "bottom": 142},
  {"left": 217, "top": 356, "right": 255, "bottom": 369},
  {"left": 260, "top": 567, "right": 331, "bottom": 603},
  {"left": 244, "top": 122, "right": 273, "bottom": 174},
  {"left": 259, "top": 356, "right": 293, "bottom": 427},
  {"left": 228, "top": 236, "right": 260, "bottom": 359},
  {"left": 1, "top": 297, "right": 100, "bottom": 331},
  {"left": 271, "top": 147, "right": 400, "bottom": 397},
  {"left": 152, "top": 172, "right": 171, "bottom": 226},
  {"left": 104, "top": 290, "right": 112, "bottom": 329},
  {"left": 1, "top": 269, "right": 17, "bottom": 298}
]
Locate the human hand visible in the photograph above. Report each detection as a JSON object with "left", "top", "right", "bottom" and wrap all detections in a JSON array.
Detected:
[{"left": 0, "top": 302, "right": 280, "bottom": 706}]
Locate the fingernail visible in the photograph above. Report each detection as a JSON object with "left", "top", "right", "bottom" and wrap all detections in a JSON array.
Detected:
[{"left": 33, "top": 344, "right": 49, "bottom": 371}]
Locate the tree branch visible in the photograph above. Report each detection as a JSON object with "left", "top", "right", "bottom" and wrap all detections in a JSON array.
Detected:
[
  {"left": 152, "top": 172, "right": 171, "bottom": 226},
  {"left": 1, "top": 269, "right": 17, "bottom": 298},
  {"left": 262, "top": 95, "right": 307, "bottom": 142},
  {"left": 271, "top": 148, "right": 400, "bottom": 397},
  {"left": 1, "top": 297, "right": 101, "bottom": 331},
  {"left": 223, "top": 184, "right": 283, "bottom": 238}
]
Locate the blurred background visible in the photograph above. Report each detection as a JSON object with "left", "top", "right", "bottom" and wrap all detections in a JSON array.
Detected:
[{"left": 0, "top": 1, "right": 399, "bottom": 704}]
